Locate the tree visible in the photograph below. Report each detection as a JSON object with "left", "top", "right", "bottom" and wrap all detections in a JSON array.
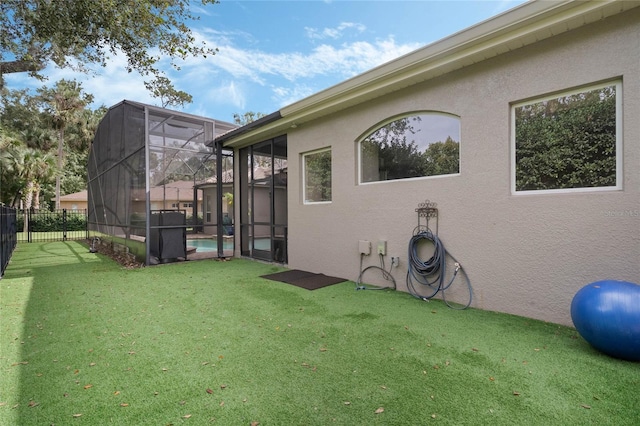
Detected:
[
  {"left": 360, "top": 115, "right": 461, "bottom": 182},
  {"left": 515, "top": 86, "right": 617, "bottom": 191},
  {"left": 1, "top": 109, "right": 56, "bottom": 206},
  {"left": 145, "top": 76, "right": 193, "bottom": 108},
  {"left": 5, "top": 143, "right": 57, "bottom": 208},
  {"left": 6, "top": 146, "right": 57, "bottom": 231},
  {"left": 62, "top": 106, "right": 107, "bottom": 195},
  {"left": 0, "top": 128, "right": 20, "bottom": 205},
  {"left": 304, "top": 150, "right": 331, "bottom": 202},
  {"left": 233, "top": 111, "right": 266, "bottom": 126},
  {"left": 0, "top": 0, "right": 217, "bottom": 99},
  {"left": 422, "top": 136, "right": 459, "bottom": 176},
  {"left": 65, "top": 106, "right": 107, "bottom": 152},
  {"left": 60, "top": 150, "right": 89, "bottom": 196},
  {"left": 1, "top": 85, "right": 101, "bottom": 207},
  {"left": 38, "top": 79, "right": 92, "bottom": 209},
  {"left": 0, "top": 89, "right": 42, "bottom": 132},
  {"left": 361, "top": 116, "right": 424, "bottom": 181},
  {"left": 24, "top": 150, "right": 57, "bottom": 210},
  {"left": 20, "top": 126, "right": 56, "bottom": 152}
]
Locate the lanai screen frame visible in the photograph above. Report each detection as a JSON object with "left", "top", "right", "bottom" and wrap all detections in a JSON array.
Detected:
[{"left": 87, "top": 100, "right": 236, "bottom": 265}]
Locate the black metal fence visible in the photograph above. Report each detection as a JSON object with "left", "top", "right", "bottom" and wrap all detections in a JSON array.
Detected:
[
  {"left": 17, "top": 209, "right": 88, "bottom": 243},
  {"left": 1, "top": 205, "right": 17, "bottom": 278}
]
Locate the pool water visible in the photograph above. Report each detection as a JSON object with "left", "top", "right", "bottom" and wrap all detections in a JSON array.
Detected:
[
  {"left": 187, "top": 238, "right": 272, "bottom": 253},
  {"left": 187, "top": 239, "right": 234, "bottom": 252}
]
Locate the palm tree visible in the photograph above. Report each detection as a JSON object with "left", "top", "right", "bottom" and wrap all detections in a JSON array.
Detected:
[
  {"left": 38, "top": 80, "right": 93, "bottom": 209},
  {"left": 67, "top": 106, "right": 106, "bottom": 152},
  {"left": 8, "top": 147, "right": 57, "bottom": 232},
  {"left": 0, "top": 127, "right": 22, "bottom": 206}
]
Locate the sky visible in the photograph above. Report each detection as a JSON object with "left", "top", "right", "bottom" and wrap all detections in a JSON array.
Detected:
[{"left": 5, "top": 0, "right": 527, "bottom": 124}]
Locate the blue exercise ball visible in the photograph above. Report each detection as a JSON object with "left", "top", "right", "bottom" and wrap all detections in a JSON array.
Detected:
[{"left": 571, "top": 280, "right": 640, "bottom": 361}]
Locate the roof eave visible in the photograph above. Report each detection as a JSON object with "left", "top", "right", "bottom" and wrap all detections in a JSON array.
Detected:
[{"left": 212, "top": 111, "right": 282, "bottom": 147}]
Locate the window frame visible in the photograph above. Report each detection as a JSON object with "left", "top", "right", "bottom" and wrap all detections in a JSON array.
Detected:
[
  {"left": 511, "top": 80, "right": 623, "bottom": 195},
  {"left": 357, "top": 111, "right": 461, "bottom": 185},
  {"left": 302, "top": 147, "right": 332, "bottom": 205}
]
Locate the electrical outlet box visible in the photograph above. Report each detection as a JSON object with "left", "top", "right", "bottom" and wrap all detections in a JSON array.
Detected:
[
  {"left": 358, "top": 240, "right": 371, "bottom": 255},
  {"left": 377, "top": 240, "right": 387, "bottom": 255}
]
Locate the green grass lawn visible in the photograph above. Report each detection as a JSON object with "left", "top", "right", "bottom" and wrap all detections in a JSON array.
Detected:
[{"left": 1, "top": 241, "right": 638, "bottom": 425}]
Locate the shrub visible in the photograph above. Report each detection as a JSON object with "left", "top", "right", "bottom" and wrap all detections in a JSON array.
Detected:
[{"left": 17, "top": 210, "right": 87, "bottom": 232}]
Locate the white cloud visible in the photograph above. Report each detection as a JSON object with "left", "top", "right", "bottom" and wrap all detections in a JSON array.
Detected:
[
  {"left": 271, "top": 84, "right": 316, "bottom": 107},
  {"left": 198, "top": 35, "right": 420, "bottom": 83},
  {"left": 200, "top": 28, "right": 256, "bottom": 48},
  {"left": 4, "top": 53, "right": 155, "bottom": 109},
  {"left": 206, "top": 80, "right": 246, "bottom": 111},
  {"left": 71, "top": 71, "right": 152, "bottom": 108},
  {"left": 3, "top": 26, "right": 423, "bottom": 118},
  {"left": 190, "top": 5, "right": 212, "bottom": 17},
  {"left": 305, "top": 22, "right": 367, "bottom": 40}
]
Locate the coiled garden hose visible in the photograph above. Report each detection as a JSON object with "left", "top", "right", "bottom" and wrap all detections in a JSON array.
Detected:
[{"left": 406, "top": 230, "right": 473, "bottom": 309}]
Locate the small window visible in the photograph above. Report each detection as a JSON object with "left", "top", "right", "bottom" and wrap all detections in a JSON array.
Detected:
[
  {"left": 205, "top": 195, "right": 212, "bottom": 222},
  {"left": 512, "top": 81, "right": 621, "bottom": 193},
  {"left": 358, "top": 112, "right": 460, "bottom": 184},
  {"left": 303, "top": 148, "right": 332, "bottom": 204}
]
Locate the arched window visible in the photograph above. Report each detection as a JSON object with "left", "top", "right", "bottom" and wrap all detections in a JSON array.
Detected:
[{"left": 358, "top": 112, "right": 460, "bottom": 183}]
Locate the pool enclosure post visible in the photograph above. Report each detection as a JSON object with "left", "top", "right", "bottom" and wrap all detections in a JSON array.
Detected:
[
  {"left": 192, "top": 182, "right": 199, "bottom": 233},
  {"left": 144, "top": 106, "right": 152, "bottom": 266},
  {"left": 215, "top": 140, "right": 224, "bottom": 258}
]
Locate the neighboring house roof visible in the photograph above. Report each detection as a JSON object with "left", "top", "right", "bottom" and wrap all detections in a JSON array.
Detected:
[
  {"left": 149, "top": 186, "right": 196, "bottom": 202},
  {"left": 153, "top": 180, "right": 200, "bottom": 190},
  {"left": 196, "top": 165, "right": 288, "bottom": 188},
  {"left": 65, "top": 183, "right": 206, "bottom": 203},
  {"left": 216, "top": 0, "right": 639, "bottom": 148},
  {"left": 59, "top": 190, "right": 88, "bottom": 202},
  {"left": 195, "top": 169, "right": 234, "bottom": 186},
  {"left": 131, "top": 181, "right": 200, "bottom": 202}
]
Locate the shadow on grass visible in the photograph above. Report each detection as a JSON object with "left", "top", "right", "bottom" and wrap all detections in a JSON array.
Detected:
[
  {"left": 2, "top": 242, "right": 119, "bottom": 425},
  {"left": 6, "top": 241, "right": 95, "bottom": 279}
]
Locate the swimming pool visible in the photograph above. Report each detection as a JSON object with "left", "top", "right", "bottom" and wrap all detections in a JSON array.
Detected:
[
  {"left": 187, "top": 239, "right": 234, "bottom": 252},
  {"left": 186, "top": 238, "right": 271, "bottom": 253}
]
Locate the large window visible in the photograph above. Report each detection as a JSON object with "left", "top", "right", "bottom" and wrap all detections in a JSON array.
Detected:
[
  {"left": 512, "top": 81, "right": 621, "bottom": 193},
  {"left": 358, "top": 112, "right": 460, "bottom": 184},
  {"left": 303, "top": 148, "right": 332, "bottom": 203}
]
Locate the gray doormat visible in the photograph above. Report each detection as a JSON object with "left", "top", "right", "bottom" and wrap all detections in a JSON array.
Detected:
[{"left": 261, "top": 269, "right": 347, "bottom": 290}]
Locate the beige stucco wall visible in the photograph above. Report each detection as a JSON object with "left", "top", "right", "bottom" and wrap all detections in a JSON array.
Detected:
[
  {"left": 59, "top": 200, "right": 88, "bottom": 211},
  {"left": 283, "top": 10, "right": 639, "bottom": 326}
]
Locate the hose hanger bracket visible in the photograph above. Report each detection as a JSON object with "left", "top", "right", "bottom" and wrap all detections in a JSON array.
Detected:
[
  {"left": 414, "top": 199, "right": 438, "bottom": 235},
  {"left": 407, "top": 199, "right": 473, "bottom": 309}
]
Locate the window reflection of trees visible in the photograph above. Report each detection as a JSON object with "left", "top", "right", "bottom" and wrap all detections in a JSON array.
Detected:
[
  {"left": 360, "top": 113, "right": 460, "bottom": 183},
  {"left": 514, "top": 84, "right": 617, "bottom": 191},
  {"left": 304, "top": 149, "right": 331, "bottom": 203}
]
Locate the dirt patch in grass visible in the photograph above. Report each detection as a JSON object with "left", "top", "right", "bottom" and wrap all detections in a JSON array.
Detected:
[{"left": 83, "top": 239, "right": 144, "bottom": 269}]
